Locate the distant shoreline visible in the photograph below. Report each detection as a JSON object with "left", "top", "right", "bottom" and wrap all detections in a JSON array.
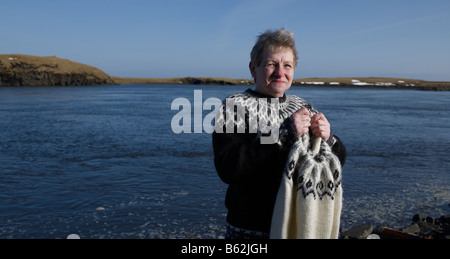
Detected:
[
  {"left": 2, "top": 54, "right": 449, "bottom": 90},
  {"left": 112, "top": 76, "right": 450, "bottom": 91}
]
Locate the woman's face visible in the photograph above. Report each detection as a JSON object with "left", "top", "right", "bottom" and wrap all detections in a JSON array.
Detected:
[{"left": 250, "top": 47, "right": 295, "bottom": 98}]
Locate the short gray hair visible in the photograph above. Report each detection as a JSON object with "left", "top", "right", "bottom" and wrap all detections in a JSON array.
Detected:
[{"left": 250, "top": 28, "right": 298, "bottom": 67}]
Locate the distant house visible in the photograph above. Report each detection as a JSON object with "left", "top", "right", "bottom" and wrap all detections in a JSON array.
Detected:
[
  {"left": 375, "top": 82, "right": 396, "bottom": 86},
  {"left": 351, "top": 80, "right": 369, "bottom": 86},
  {"left": 305, "top": 81, "right": 324, "bottom": 85},
  {"left": 353, "top": 82, "right": 370, "bottom": 86}
]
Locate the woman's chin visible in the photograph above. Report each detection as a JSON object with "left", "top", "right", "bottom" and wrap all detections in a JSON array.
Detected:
[{"left": 268, "top": 83, "right": 290, "bottom": 97}]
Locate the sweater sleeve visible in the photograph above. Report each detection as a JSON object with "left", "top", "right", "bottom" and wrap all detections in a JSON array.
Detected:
[{"left": 329, "top": 134, "right": 347, "bottom": 166}]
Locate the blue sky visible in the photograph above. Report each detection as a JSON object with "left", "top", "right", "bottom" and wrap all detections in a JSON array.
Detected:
[{"left": 1, "top": 0, "right": 449, "bottom": 81}]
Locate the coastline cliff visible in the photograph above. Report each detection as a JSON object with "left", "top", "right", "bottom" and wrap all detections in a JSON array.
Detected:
[{"left": 0, "top": 54, "right": 115, "bottom": 86}]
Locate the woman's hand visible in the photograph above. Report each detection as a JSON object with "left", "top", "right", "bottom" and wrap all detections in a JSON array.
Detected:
[
  {"left": 291, "top": 107, "right": 311, "bottom": 137},
  {"left": 291, "top": 108, "right": 331, "bottom": 141},
  {"left": 310, "top": 112, "right": 331, "bottom": 141}
]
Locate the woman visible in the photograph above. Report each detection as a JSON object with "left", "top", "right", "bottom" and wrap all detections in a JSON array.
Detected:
[{"left": 212, "top": 29, "right": 346, "bottom": 239}]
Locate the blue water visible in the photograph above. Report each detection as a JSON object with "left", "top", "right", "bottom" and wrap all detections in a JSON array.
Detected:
[{"left": 1, "top": 84, "right": 449, "bottom": 238}]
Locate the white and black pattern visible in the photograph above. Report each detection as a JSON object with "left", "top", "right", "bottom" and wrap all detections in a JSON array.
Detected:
[
  {"left": 271, "top": 130, "right": 343, "bottom": 239},
  {"left": 285, "top": 133, "right": 342, "bottom": 200},
  {"left": 214, "top": 90, "right": 315, "bottom": 141}
]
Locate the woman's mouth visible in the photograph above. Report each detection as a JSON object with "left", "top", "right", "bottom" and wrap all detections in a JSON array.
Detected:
[{"left": 271, "top": 79, "right": 286, "bottom": 84}]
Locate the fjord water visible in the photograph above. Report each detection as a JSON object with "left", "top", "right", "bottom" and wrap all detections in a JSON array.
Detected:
[{"left": 0, "top": 84, "right": 449, "bottom": 238}]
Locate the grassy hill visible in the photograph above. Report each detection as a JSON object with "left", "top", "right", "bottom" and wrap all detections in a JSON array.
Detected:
[{"left": 0, "top": 54, "right": 115, "bottom": 86}]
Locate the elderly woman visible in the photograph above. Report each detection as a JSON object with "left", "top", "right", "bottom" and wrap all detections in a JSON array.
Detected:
[{"left": 213, "top": 29, "right": 346, "bottom": 239}]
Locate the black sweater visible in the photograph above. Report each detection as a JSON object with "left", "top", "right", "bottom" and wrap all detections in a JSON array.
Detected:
[{"left": 212, "top": 89, "right": 346, "bottom": 233}]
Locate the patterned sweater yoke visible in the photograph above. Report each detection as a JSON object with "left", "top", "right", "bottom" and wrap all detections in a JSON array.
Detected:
[{"left": 214, "top": 89, "right": 317, "bottom": 140}]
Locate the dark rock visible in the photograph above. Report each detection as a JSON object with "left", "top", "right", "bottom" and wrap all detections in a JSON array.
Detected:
[
  {"left": 401, "top": 223, "right": 420, "bottom": 235},
  {"left": 412, "top": 214, "right": 434, "bottom": 224},
  {"left": 341, "top": 223, "right": 373, "bottom": 239},
  {"left": 416, "top": 221, "right": 438, "bottom": 236},
  {"left": 412, "top": 214, "right": 426, "bottom": 222},
  {"left": 349, "top": 213, "right": 450, "bottom": 239},
  {"left": 439, "top": 214, "right": 450, "bottom": 224}
]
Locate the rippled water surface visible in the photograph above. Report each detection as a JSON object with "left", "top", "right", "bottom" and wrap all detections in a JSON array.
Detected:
[{"left": 0, "top": 84, "right": 449, "bottom": 238}]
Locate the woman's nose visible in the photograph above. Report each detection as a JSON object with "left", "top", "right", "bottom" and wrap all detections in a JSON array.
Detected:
[{"left": 274, "top": 66, "right": 284, "bottom": 78}]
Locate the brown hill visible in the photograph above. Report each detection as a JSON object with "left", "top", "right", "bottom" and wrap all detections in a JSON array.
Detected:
[{"left": 0, "top": 54, "right": 115, "bottom": 86}]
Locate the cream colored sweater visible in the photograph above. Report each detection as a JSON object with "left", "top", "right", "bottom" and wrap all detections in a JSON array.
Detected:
[{"left": 270, "top": 133, "right": 343, "bottom": 239}]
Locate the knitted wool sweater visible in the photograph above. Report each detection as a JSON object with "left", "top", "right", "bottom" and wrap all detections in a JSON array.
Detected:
[
  {"left": 270, "top": 133, "right": 343, "bottom": 239},
  {"left": 212, "top": 89, "right": 346, "bottom": 235}
]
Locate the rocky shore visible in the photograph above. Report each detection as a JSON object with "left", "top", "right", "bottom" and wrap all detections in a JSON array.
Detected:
[
  {"left": 341, "top": 213, "right": 450, "bottom": 239},
  {"left": 0, "top": 54, "right": 115, "bottom": 86}
]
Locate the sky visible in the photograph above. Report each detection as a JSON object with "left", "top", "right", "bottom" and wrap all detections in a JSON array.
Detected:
[{"left": 1, "top": 0, "right": 450, "bottom": 81}]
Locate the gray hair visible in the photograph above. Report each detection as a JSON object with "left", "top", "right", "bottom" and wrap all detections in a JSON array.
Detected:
[{"left": 250, "top": 28, "right": 299, "bottom": 67}]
